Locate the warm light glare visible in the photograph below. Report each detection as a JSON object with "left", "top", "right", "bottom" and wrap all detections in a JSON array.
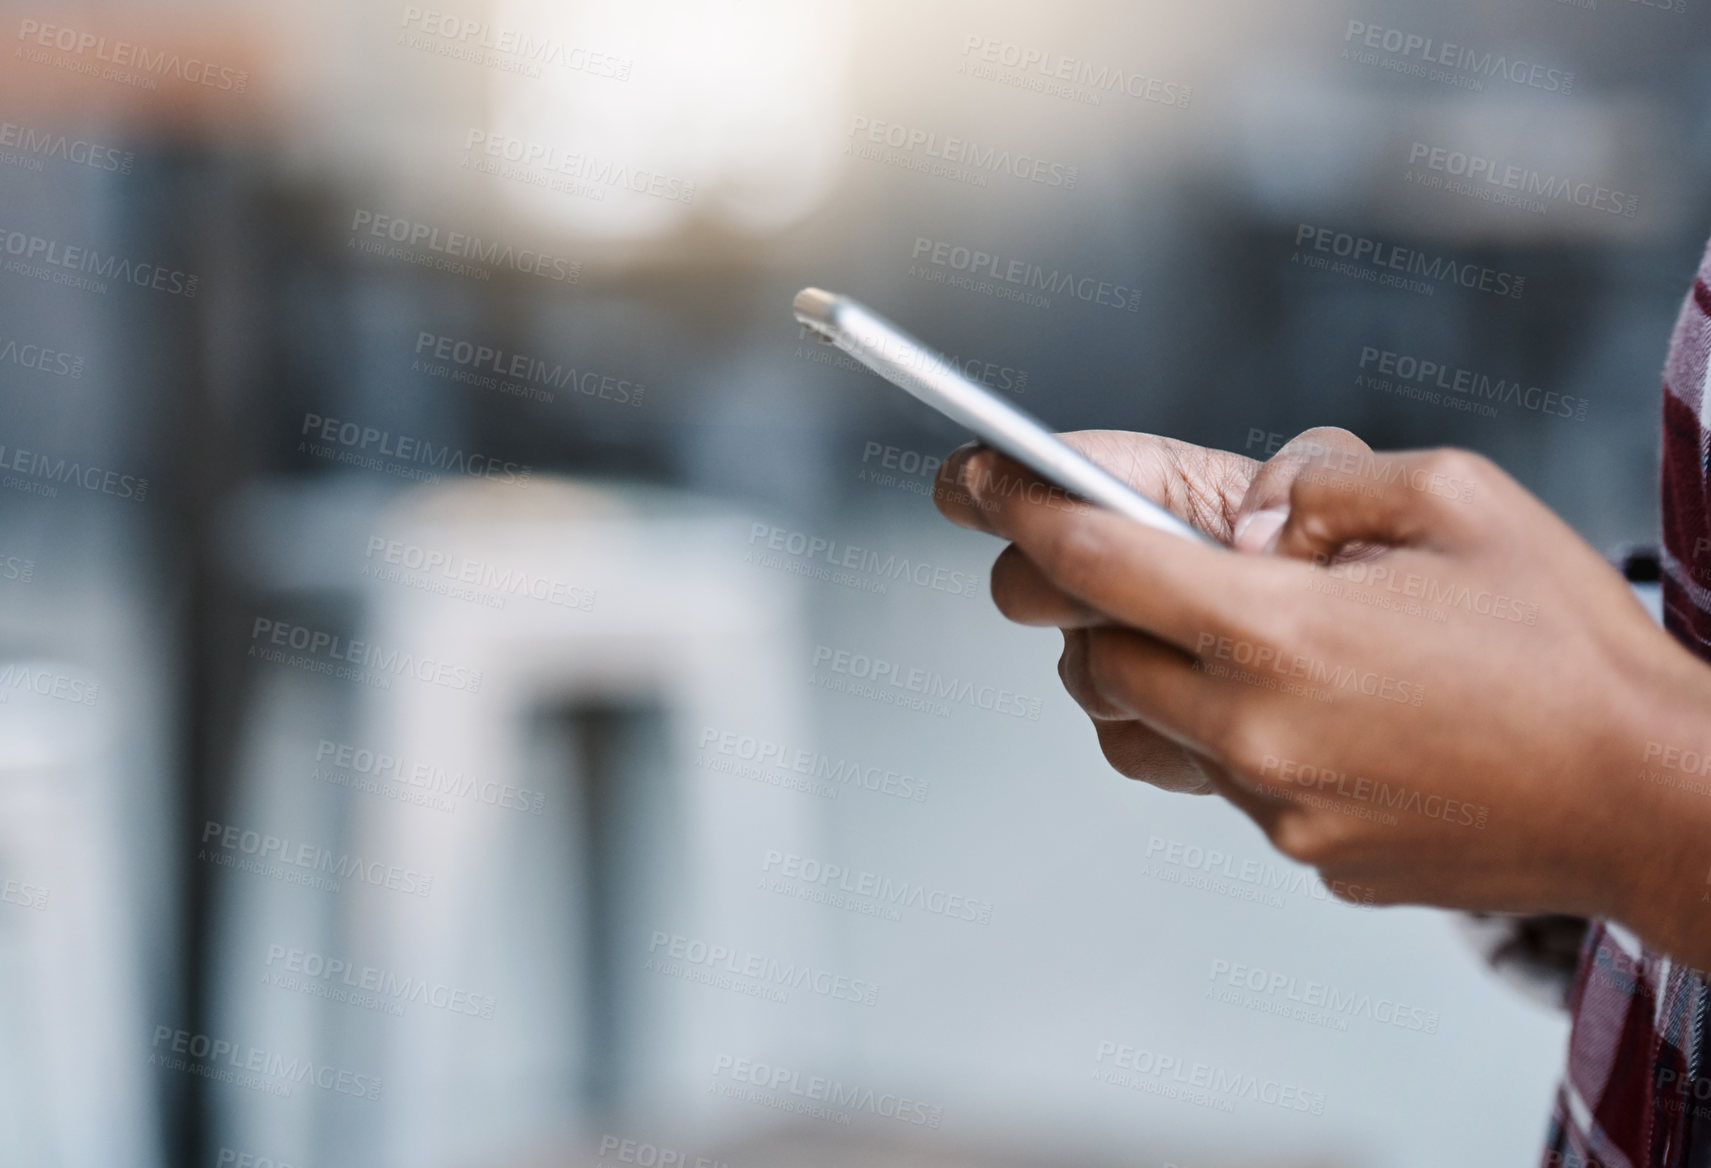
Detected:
[{"left": 486, "top": 0, "right": 855, "bottom": 240}]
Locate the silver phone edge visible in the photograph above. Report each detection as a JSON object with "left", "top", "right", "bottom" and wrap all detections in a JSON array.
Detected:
[{"left": 794, "top": 287, "right": 1218, "bottom": 548}]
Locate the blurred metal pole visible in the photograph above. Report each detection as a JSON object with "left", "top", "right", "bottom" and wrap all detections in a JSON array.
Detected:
[{"left": 147, "top": 152, "right": 264, "bottom": 1168}]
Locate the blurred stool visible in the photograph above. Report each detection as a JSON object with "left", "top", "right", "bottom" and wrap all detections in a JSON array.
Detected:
[{"left": 220, "top": 477, "right": 821, "bottom": 1168}]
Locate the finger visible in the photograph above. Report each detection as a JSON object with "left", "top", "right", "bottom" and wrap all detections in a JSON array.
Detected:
[
  {"left": 1059, "top": 628, "right": 1131, "bottom": 718},
  {"left": 940, "top": 445, "right": 1109, "bottom": 536},
  {"left": 1077, "top": 627, "right": 1293, "bottom": 824},
  {"left": 1070, "top": 636, "right": 1288, "bottom": 815},
  {"left": 1231, "top": 427, "right": 1370, "bottom": 553},
  {"left": 933, "top": 443, "right": 996, "bottom": 532},
  {"left": 1079, "top": 625, "right": 1238, "bottom": 755},
  {"left": 1081, "top": 625, "right": 1270, "bottom": 771},
  {"left": 1063, "top": 632, "right": 1269, "bottom": 801},
  {"left": 1089, "top": 720, "right": 1216, "bottom": 794},
  {"left": 994, "top": 548, "right": 1105, "bottom": 628},
  {"left": 1272, "top": 448, "right": 1487, "bottom": 562},
  {"left": 962, "top": 449, "right": 1299, "bottom": 652}
]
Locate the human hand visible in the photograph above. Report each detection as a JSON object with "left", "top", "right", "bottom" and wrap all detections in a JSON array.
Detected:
[
  {"left": 936, "top": 434, "right": 1711, "bottom": 953},
  {"left": 933, "top": 426, "right": 1372, "bottom": 794}
]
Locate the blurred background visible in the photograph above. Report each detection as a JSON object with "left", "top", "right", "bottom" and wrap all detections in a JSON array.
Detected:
[{"left": 0, "top": 0, "right": 1703, "bottom": 1164}]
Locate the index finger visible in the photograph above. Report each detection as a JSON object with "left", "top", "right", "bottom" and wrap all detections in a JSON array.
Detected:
[
  {"left": 961, "top": 450, "right": 1301, "bottom": 654},
  {"left": 934, "top": 442, "right": 1089, "bottom": 533}
]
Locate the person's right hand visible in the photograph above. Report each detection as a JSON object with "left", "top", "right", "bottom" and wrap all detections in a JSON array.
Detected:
[{"left": 933, "top": 426, "right": 1371, "bottom": 794}]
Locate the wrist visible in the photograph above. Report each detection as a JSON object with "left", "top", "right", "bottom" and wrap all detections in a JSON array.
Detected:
[{"left": 1594, "top": 645, "right": 1711, "bottom": 970}]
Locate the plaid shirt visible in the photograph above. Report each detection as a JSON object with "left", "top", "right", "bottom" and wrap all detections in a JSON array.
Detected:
[{"left": 1539, "top": 236, "right": 1711, "bottom": 1168}]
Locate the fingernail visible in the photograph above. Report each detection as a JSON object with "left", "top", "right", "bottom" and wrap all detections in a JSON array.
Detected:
[
  {"left": 962, "top": 451, "right": 993, "bottom": 504},
  {"left": 1232, "top": 506, "right": 1288, "bottom": 553}
]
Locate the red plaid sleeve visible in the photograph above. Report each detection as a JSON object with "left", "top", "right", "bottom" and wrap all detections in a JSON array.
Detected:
[{"left": 1541, "top": 235, "right": 1711, "bottom": 1168}]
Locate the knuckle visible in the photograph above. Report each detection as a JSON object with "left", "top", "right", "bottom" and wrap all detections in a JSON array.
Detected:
[
  {"left": 1216, "top": 715, "right": 1276, "bottom": 778},
  {"left": 1267, "top": 811, "right": 1336, "bottom": 866},
  {"left": 1423, "top": 447, "right": 1479, "bottom": 480},
  {"left": 1419, "top": 448, "right": 1488, "bottom": 501},
  {"left": 1267, "top": 805, "right": 1365, "bottom": 869}
]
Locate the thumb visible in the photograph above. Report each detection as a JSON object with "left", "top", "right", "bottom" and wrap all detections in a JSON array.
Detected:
[
  {"left": 1231, "top": 427, "right": 1371, "bottom": 552},
  {"left": 1269, "top": 448, "right": 1479, "bottom": 563}
]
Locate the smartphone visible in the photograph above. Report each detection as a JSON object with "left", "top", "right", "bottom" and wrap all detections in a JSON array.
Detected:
[{"left": 793, "top": 288, "right": 1217, "bottom": 545}]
